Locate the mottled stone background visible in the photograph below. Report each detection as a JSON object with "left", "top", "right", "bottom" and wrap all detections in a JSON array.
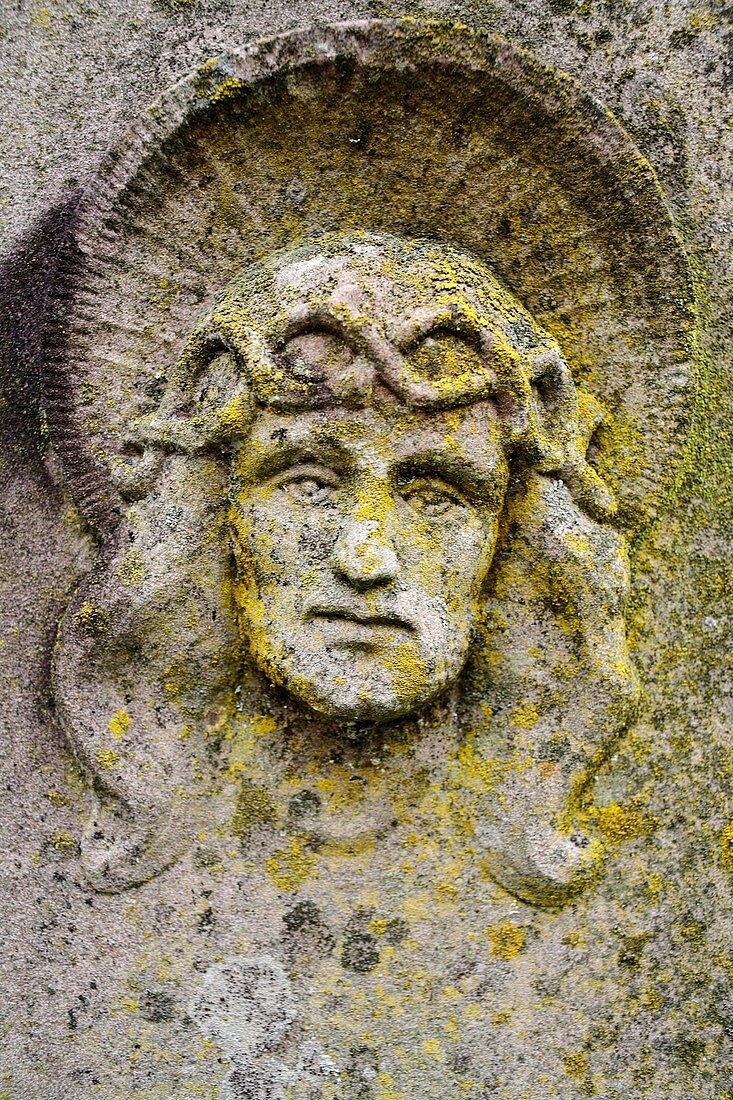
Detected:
[{"left": 1, "top": 1, "right": 731, "bottom": 1098}]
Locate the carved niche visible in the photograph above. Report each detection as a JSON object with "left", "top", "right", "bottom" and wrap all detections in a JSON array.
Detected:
[{"left": 42, "top": 23, "right": 694, "bottom": 924}]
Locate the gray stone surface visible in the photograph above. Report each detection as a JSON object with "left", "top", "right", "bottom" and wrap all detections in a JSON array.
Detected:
[{"left": 1, "top": 4, "right": 731, "bottom": 1100}]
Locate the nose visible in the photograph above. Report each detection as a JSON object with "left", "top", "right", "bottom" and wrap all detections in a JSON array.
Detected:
[{"left": 330, "top": 518, "right": 399, "bottom": 590}]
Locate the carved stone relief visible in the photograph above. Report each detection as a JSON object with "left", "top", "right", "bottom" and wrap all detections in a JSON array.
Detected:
[
  {"left": 54, "top": 227, "right": 641, "bottom": 907},
  {"left": 26, "top": 17, "right": 700, "bottom": 1096}
]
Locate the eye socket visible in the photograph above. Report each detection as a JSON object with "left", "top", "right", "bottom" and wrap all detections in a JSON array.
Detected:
[
  {"left": 274, "top": 466, "right": 339, "bottom": 506},
  {"left": 398, "top": 477, "right": 468, "bottom": 520}
]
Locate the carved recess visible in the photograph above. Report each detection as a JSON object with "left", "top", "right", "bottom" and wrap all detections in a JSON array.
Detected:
[{"left": 40, "top": 19, "right": 695, "bottom": 905}]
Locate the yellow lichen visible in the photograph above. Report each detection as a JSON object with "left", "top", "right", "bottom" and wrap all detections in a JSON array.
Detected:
[
  {"left": 96, "top": 749, "right": 121, "bottom": 769},
  {"left": 108, "top": 710, "right": 131, "bottom": 739},
  {"left": 117, "top": 551, "right": 144, "bottom": 587},
  {"left": 721, "top": 823, "right": 733, "bottom": 870},
  {"left": 250, "top": 714, "right": 278, "bottom": 738},
  {"left": 484, "top": 923, "right": 525, "bottom": 959},
  {"left": 50, "top": 831, "right": 74, "bottom": 852},
  {"left": 383, "top": 643, "right": 428, "bottom": 703},
  {"left": 265, "top": 836, "right": 316, "bottom": 891},
  {"left": 563, "top": 1051, "right": 589, "bottom": 1078},
  {"left": 73, "top": 602, "right": 110, "bottom": 635},
  {"left": 209, "top": 75, "right": 245, "bottom": 106},
  {"left": 595, "top": 801, "right": 656, "bottom": 843},
  {"left": 232, "top": 779, "right": 275, "bottom": 837},
  {"left": 510, "top": 702, "right": 540, "bottom": 729}
]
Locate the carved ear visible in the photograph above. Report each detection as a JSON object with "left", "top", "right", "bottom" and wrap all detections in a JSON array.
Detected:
[
  {"left": 52, "top": 451, "right": 238, "bottom": 891},
  {"left": 526, "top": 346, "right": 578, "bottom": 464},
  {"left": 500, "top": 345, "right": 616, "bottom": 523},
  {"left": 462, "top": 472, "right": 638, "bottom": 907},
  {"left": 118, "top": 325, "right": 253, "bottom": 472}
]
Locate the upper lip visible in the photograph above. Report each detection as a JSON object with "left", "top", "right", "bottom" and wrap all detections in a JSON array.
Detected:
[{"left": 307, "top": 605, "right": 414, "bottom": 630}]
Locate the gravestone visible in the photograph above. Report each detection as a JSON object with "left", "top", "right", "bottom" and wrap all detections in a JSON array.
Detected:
[{"left": 1, "top": 9, "right": 731, "bottom": 1100}]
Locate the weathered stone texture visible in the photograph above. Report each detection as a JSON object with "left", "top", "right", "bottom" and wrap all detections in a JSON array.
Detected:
[{"left": 1, "top": 3, "right": 731, "bottom": 1099}]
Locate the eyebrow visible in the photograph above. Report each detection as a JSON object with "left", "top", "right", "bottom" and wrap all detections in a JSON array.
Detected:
[
  {"left": 240, "top": 427, "right": 352, "bottom": 482},
  {"left": 395, "top": 306, "right": 488, "bottom": 353},
  {"left": 278, "top": 307, "right": 365, "bottom": 350},
  {"left": 394, "top": 446, "right": 504, "bottom": 498}
]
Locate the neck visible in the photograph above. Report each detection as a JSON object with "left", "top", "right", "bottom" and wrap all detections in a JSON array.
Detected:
[{"left": 230, "top": 665, "right": 462, "bottom": 848}]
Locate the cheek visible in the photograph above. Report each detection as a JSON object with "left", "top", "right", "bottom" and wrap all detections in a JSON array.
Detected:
[
  {"left": 238, "top": 497, "right": 337, "bottom": 585},
  {"left": 408, "top": 516, "right": 498, "bottom": 602}
]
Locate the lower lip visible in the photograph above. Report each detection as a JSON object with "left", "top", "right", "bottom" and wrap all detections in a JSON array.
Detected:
[{"left": 311, "top": 616, "right": 411, "bottom": 646}]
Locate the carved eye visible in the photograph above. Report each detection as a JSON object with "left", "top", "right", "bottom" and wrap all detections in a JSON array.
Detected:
[
  {"left": 277, "top": 469, "right": 338, "bottom": 505},
  {"left": 399, "top": 478, "right": 467, "bottom": 520}
]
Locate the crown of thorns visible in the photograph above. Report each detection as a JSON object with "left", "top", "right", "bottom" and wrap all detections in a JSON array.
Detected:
[{"left": 129, "top": 234, "right": 615, "bottom": 520}]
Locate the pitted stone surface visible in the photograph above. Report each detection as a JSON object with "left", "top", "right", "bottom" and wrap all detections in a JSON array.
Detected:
[{"left": 0, "top": 8, "right": 731, "bottom": 1100}]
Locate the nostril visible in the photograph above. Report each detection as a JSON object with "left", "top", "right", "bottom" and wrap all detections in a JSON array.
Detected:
[
  {"left": 362, "top": 542, "right": 399, "bottom": 579},
  {"left": 331, "top": 521, "right": 399, "bottom": 587}
]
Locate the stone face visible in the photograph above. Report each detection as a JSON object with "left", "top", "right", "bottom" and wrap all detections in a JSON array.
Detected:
[{"left": 1, "top": 9, "right": 731, "bottom": 1100}]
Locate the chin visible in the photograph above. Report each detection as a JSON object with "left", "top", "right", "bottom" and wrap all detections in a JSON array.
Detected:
[
  {"left": 249, "top": 635, "right": 465, "bottom": 726},
  {"left": 285, "top": 674, "right": 451, "bottom": 727}
]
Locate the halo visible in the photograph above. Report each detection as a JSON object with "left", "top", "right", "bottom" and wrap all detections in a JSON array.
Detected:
[{"left": 43, "top": 17, "right": 697, "bottom": 538}]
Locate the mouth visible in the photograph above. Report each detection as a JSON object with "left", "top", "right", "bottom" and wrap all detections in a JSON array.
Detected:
[{"left": 307, "top": 607, "right": 415, "bottom": 643}]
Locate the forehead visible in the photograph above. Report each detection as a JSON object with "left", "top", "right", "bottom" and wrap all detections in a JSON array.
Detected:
[
  {"left": 272, "top": 246, "right": 477, "bottom": 309},
  {"left": 224, "top": 240, "right": 534, "bottom": 341}
]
